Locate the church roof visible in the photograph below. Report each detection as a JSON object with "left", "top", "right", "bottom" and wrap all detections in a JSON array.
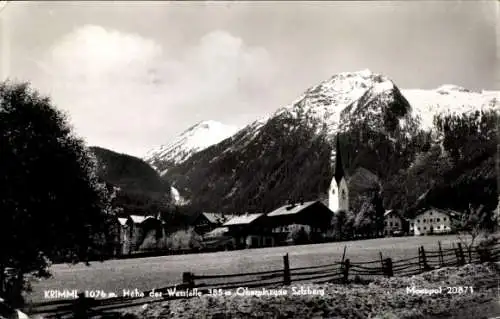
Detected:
[{"left": 334, "top": 136, "right": 345, "bottom": 185}]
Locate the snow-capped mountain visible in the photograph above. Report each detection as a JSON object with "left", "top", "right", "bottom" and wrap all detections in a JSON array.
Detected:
[
  {"left": 401, "top": 85, "right": 499, "bottom": 131},
  {"left": 159, "top": 70, "right": 499, "bottom": 214},
  {"left": 145, "top": 120, "right": 239, "bottom": 173}
]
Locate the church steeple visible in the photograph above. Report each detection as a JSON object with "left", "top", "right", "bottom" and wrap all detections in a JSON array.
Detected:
[{"left": 334, "top": 135, "right": 345, "bottom": 185}]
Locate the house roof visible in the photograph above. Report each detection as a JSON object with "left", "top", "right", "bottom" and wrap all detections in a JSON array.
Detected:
[
  {"left": 201, "top": 212, "right": 235, "bottom": 224},
  {"left": 129, "top": 215, "right": 156, "bottom": 224},
  {"left": 384, "top": 209, "right": 401, "bottom": 217},
  {"left": 267, "top": 201, "right": 318, "bottom": 217},
  {"left": 118, "top": 218, "right": 128, "bottom": 226},
  {"left": 412, "top": 207, "right": 459, "bottom": 219},
  {"left": 223, "top": 213, "right": 264, "bottom": 226}
]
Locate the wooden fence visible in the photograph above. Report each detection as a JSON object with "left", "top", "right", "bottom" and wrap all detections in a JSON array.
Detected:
[{"left": 26, "top": 240, "right": 500, "bottom": 318}]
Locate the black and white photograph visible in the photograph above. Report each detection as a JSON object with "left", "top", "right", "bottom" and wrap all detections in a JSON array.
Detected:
[{"left": 1, "top": 1, "right": 499, "bottom": 318}]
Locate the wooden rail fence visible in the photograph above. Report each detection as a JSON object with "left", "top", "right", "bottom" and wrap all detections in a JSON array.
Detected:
[{"left": 26, "top": 240, "right": 500, "bottom": 318}]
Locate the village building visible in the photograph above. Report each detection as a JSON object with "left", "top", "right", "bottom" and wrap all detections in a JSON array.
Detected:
[
  {"left": 201, "top": 227, "right": 235, "bottom": 251},
  {"left": 222, "top": 213, "right": 274, "bottom": 249},
  {"left": 328, "top": 136, "right": 381, "bottom": 213},
  {"left": 409, "top": 207, "right": 456, "bottom": 236},
  {"left": 119, "top": 214, "right": 162, "bottom": 254},
  {"left": 267, "top": 200, "right": 334, "bottom": 245},
  {"left": 329, "top": 137, "right": 350, "bottom": 213},
  {"left": 191, "top": 212, "right": 235, "bottom": 235},
  {"left": 383, "top": 210, "right": 405, "bottom": 236}
]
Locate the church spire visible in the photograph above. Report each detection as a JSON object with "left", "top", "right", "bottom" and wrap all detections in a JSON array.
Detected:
[{"left": 334, "top": 134, "right": 345, "bottom": 185}]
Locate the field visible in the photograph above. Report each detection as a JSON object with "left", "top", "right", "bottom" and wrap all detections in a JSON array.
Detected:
[{"left": 27, "top": 234, "right": 467, "bottom": 304}]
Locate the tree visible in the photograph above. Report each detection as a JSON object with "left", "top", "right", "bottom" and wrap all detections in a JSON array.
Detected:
[
  {"left": 332, "top": 210, "right": 355, "bottom": 240},
  {"left": 287, "top": 226, "right": 310, "bottom": 245},
  {"left": 0, "top": 81, "right": 112, "bottom": 306},
  {"left": 454, "top": 203, "right": 496, "bottom": 263}
]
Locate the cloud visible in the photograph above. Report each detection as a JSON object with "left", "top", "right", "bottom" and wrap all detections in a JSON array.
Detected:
[{"left": 32, "top": 25, "right": 275, "bottom": 156}]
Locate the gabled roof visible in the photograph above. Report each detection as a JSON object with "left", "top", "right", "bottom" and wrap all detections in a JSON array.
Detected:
[
  {"left": 412, "top": 207, "right": 459, "bottom": 219},
  {"left": 384, "top": 209, "right": 401, "bottom": 217},
  {"left": 223, "top": 213, "right": 264, "bottom": 226},
  {"left": 118, "top": 218, "right": 128, "bottom": 226},
  {"left": 129, "top": 215, "right": 156, "bottom": 224},
  {"left": 267, "top": 201, "right": 318, "bottom": 217}
]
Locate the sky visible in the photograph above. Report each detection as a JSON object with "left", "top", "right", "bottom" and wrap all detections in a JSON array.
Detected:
[{"left": 0, "top": 1, "right": 498, "bottom": 157}]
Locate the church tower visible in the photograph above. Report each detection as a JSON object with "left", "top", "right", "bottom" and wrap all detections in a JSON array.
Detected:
[{"left": 329, "top": 135, "right": 349, "bottom": 212}]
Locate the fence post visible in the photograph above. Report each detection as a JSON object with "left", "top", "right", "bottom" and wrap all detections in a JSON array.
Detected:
[
  {"left": 438, "top": 241, "right": 444, "bottom": 267},
  {"left": 283, "top": 253, "right": 291, "bottom": 285},
  {"left": 182, "top": 272, "right": 195, "bottom": 289},
  {"left": 384, "top": 258, "right": 393, "bottom": 277},
  {"left": 420, "top": 246, "right": 431, "bottom": 271},
  {"left": 457, "top": 243, "right": 465, "bottom": 266},
  {"left": 418, "top": 247, "right": 422, "bottom": 272},
  {"left": 341, "top": 245, "right": 347, "bottom": 263},
  {"left": 73, "top": 292, "right": 92, "bottom": 319},
  {"left": 342, "top": 259, "right": 350, "bottom": 284}
]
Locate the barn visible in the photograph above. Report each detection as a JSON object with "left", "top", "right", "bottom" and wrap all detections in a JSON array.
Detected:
[{"left": 266, "top": 201, "right": 334, "bottom": 245}]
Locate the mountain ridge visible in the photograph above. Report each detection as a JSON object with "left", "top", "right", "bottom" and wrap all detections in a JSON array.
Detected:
[
  {"left": 142, "top": 69, "right": 498, "bottom": 217},
  {"left": 145, "top": 120, "right": 239, "bottom": 173}
]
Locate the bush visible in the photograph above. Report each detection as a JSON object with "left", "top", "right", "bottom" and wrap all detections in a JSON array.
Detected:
[
  {"left": 138, "top": 230, "right": 159, "bottom": 251},
  {"left": 166, "top": 228, "right": 203, "bottom": 250},
  {"left": 476, "top": 235, "right": 498, "bottom": 262}
]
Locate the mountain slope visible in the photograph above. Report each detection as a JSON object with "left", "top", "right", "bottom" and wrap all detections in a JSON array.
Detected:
[
  {"left": 163, "top": 70, "right": 426, "bottom": 214},
  {"left": 89, "top": 146, "right": 171, "bottom": 215},
  {"left": 145, "top": 120, "right": 239, "bottom": 173}
]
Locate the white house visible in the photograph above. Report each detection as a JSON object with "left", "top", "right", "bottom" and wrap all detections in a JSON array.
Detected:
[{"left": 409, "top": 208, "right": 455, "bottom": 236}]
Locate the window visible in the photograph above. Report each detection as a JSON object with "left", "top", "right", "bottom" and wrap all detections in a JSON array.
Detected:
[
  {"left": 417, "top": 219, "right": 420, "bottom": 223},
  {"left": 424, "top": 226, "right": 427, "bottom": 230},
  {"left": 390, "top": 222, "right": 393, "bottom": 226},
  {"left": 429, "top": 219, "right": 433, "bottom": 222},
  {"left": 423, "top": 219, "right": 426, "bottom": 222},
  {"left": 436, "top": 225, "right": 440, "bottom": 229},
  {"left": 437, "top": 218, "right": 440, "bottom": 222},
  {"left": 417, "top": 227, "right": 420, "bottom": 230},
  {"left": 430, "top": 212, "right": 433, "bottom": 215},
  {"left": 385, "top": 221, "right": 388, "bottom": 226},
  {"left": 410, "top": 223, "right": 414, "bottom": 227},
  {"left": 443, "top": 217, "right": 447, "bottom": 221}
]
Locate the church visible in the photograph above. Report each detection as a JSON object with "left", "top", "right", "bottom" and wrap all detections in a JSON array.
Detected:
[{"left": 329, "top": 136, "right": 350, "bottom": 213}]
